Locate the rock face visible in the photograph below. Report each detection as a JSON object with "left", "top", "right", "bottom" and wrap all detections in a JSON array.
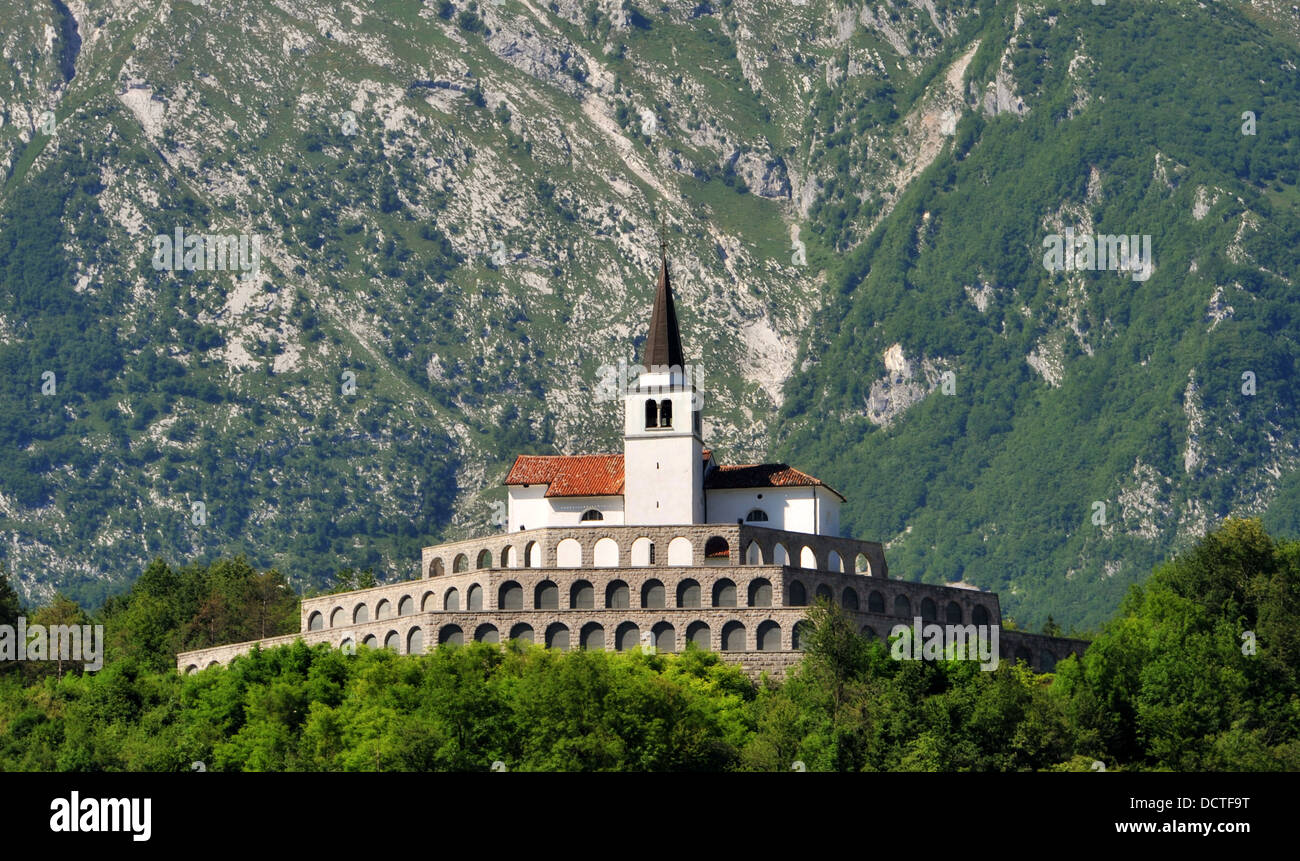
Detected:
[{"left": 865, "top": 344, "right": 949, "bottom": 427}]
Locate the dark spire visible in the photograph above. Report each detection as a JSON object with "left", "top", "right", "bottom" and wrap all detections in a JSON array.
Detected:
[{"left": 641, "top": 233, "right": 684, "bottom": 372}]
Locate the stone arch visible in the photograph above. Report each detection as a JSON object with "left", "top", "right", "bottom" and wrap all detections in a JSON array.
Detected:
[
  {"left": 722, "top": 621, "right": 746, "bottom": 651},
  {"left": 475, "top": 623, "right": 499, "bottom": 644},
  {"left": 207, "top": 660, "right": 220, "bottom": 669},
  {"left": 972, "top": 605, "right": 990, "bottom": 625},
  {"left": 800, "top": 546, "right": 818, "bottom": 570},
  {"left": 398, "top": 595, "right": 414, "bottom": 616},
  {"left": 893, "top": 595, "right": 911, "bottom": 617},
  {"left": 467, "top": 584, "right": 484, "bottom": 611},
  {"left": 860, "top": 625, "right": 877, "bottom": 640},
  {"left": 855, "top": 553, "right": 871, "bottom": 576},
  {"left": 438, "top": 625, "right": 463, "bottom": 645},
  {"left": 757, "top": 620, "right": 781, "bottom": 651},
  {"left": 748, "top": 578, "right": 773, "bottom": 607},
  {"left": 476, "top": 549, "right": 492, "bottom": 569},
  {"left": 677, "top": 579, "right": 701, "bottom": 608},
  {"left": 545, "top": 623, "right": 570, "bottom": 651},
  {"left": 509, "top": 623, "right": 534, "bottom": 644},
  {"left": 652, "top": 621, "right": 675, "bottom": 652},
  {"left": 744, "top": 541, "right": 763, "bottom": 564},
  {"left": 430, "top": 558, "right": 444, "bottom": 578},
  {"left": 842, "top": 587, "right": 859, "bottom": 610},
  {"left": 308, "top": 611, "right": 324, "bottom": 631},
  {"left": 815, "top": 583, "right": 833, "bottom": 604},
  {"left": 792, "top": 620, "right": 812, "bottom": 650},
  {"left": 353, "top": 603, "right": 370, "bottom": 624},
  {"left": 868, "top": 590, "right": 885, "bottom": 613},
  {"left": 615, "top": 621, "right": 640, "bottom": 651},
  {"left": 703, "top": 535, "right": 730, "bottom": 561},
  {"left": 630, "top": 536, "right": 653, "bottom": 566},
  {"left": 946, "top": 601, "right": 962, "bottom": 624},
  {"left": 827, "top": 551, "right": 843, "bottom": 574},
  {"left": 184, "top": 665, "right": 198, "bottom": 675},
  {"left": 498, "top": 581, "right": 524, "bottom": 611},
  {"left": 773, "top": 543, "right": 790, "bottom": 566},
  {"left": 376, "top": 599, "right": 392, "bottom": 620},
  {"left": 453, "top": 553, "right": 469, "bottom": 573},
  {"left": 788, "top": 579, "right": 807, "bottom": 606},
  {"left": 444, "top": 587, "right": 460, "bottom": 612},
  {"left": 534, "top": 580, "right": 559, "bottom": 610},
  {"left": 421, "top": 591, "right": 436, "bottom": 612},
  {"left": 407, "top": 627, "right": 424, "bottom": 655},
  {"left": 593, "top": 537, "right": 619, "bottom": 567},
  {"left": 384, "top": 630, "right": 400, "bottom": 651},
  {"left": 667, "top": 536, "right": 693, "bottom": 566},
  {"left": 525, "top": 540, "right": 542, "bottom": 568},
  {"left": 920, "top": 597, "right": 937, "bottom": 622},
  {"left": 361, "top": 635, "right": 376, "bottom": 649},
  {"left": 330, "top": 607, "right": 345, "bottom": 627},
  {"left": 580, "top": 622, "right": 605, "bottom": 650},
  {"left": 556, "top": 538, "right": 582, "bottom": 567},
  {"left": 606, "top": 580, "right": 630, "bottom": 609},
  {"left": 712, "top": 578, "right": 737, "bottom": 608},
  {"left": 570, "top": 580, "right": 595, "bottom": 609},
  {"left": 745, "top": 508, "right": 768, "bottom": 523},
  {"left": 641, "top": 579, "right": 666, "bottom": 609},
  {"left": 686, "top": 621, "right": 710, "bottom": 650},
  {"left": 504, "top": 546, "right": 518, "bottom": 568}
]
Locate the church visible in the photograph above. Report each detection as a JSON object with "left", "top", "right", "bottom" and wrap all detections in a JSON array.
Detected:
[{"left": 178, "top": 249, "right": 1087, "bottom": 679}]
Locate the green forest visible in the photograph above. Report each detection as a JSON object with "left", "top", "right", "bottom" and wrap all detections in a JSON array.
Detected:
[{"left": 1, "top": 518, "right": 1295, "bottom": 771}]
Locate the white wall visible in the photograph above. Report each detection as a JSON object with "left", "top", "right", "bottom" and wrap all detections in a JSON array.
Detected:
[
  {"left": 706, "top": 486, "right": 841, "bottom": 537},
  {"left": 508, "top": 487, "right": 624, "bottom": 531}
]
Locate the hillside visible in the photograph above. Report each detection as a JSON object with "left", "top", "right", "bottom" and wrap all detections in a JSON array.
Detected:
[{"left": 0, "top": 0, "right": 1297, "bottom": 630}]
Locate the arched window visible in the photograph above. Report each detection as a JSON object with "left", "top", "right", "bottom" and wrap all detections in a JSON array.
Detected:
[
  {"left": 972, "top": 605, "right": 990, "bottom": 626},
  {"left": 868, "top": 591, "right": 885, "bottom": 613},
  {"left": 556, "top": 538, "right": 581, "bottom": 567},
  {"left": 438, "top": 625, "right": 463, "bottom": 646},
  {"left": 545, "top": 623, "right": 570, "bottom": 650},
  {"left": 677, "top": 579, "right": 701, "bottom": 608},
  {"left": 580, "top": 623, "right": 605, "bottom": 650},
  {"left": 535, "top": 580, "right": 559, "bottom": 610},
  {"left": 645, "top": 399, "right": 658, "bottom": 428},
  {"left": 498, "top": 581, "right": 523, "bottom": 611},
  {"left": 421, "top": 592, "right": 435, "bottom": 612},
  {"left": 467, "top": 584, "right": 484, "bottom": 611},
  {"left": 580, "top": 509, "right": 604, "bottom": 522},
  {"left": 570, "top": 580, "right": 595, "bottom": 609},
  {"left": 659, "top": 399, "right": 672, "bottom": 427},
  {"left": 815, "top": 584, "right": 833, "bottom": 604},
  {"left": 745, "top": 509, "right": 768, "bottom": 522},
  {"left": 630, "top": 536, "right": 653, "bottom": 566},
  {"left": 744, "top": 542, "right": 763, "bottom": 564},
  {"left": 841, "top": 587, "right": 859, "bottom": 610},
  {"left": 509, "top": 624, "right": 534, "bottom": 644},
  {"left": 722, "top": 621, "right": 745, "bottom": 651},
  {"left": 308, "top": 612, "right": 323, "bottom": 631},
  {"left": 593, "top": 537, "right": 619, "bottom": 567},
  {"left": 652, "top": 622, "right": 676, "bottom": 652},
  {"left": 792, "top": 621, "right": 812, "bottom": 651},
  {"left": 921, "top": 598, "right": 937, "bottom": 622},
  {"left": 354, "top": 603, "right": 370, "bottom": 624},
  {"left": 606, "top": 580, "right": 630, "bottom": 609},
  {"left": 703, "top": 536, "right": 730, "bottom": 560},
  {"left": 407, "top": 627, "right": 424, "bottom": 655},
  {"left": 453, "top": 553, "right": 469, "bottom": 573},
  {"left": 398, "top": 596, "right": 414, "bottom": 616},
  {"left": 430, "top": 558, "right": 445, "bottom": 577},
  {"left": 748, "top": 578, "right": 772, "bottom": 607},
  {"left": 330, "top": 607, "right": 345, "bottom": 627},
  {"left": 444, "top": 588, "right": 460, "bottom": 612},
  {"left": 946, "top": 602, "right": 962, "bottom": 624},
  {"left": 894, "top": 595, "right": 911, "bottom": 617},
  {"left": 667, "top": 536, "right": 693, "bottom": 565},
  {"left": 713, "top": 579, "right": 737, "bottom": 608},
  {"left": 376, "top": 599, "right": 392, "bottom": 620},
  {"left": 384, "top": 630, "right": 400, "bottom": 651},
  {"left": 642, "top": 580, "right": 665, "bottom": 609},
  {"left": 686, "top": 621, "right": 710, "bottom": 650},
  {"left": 475, "top": 624, "right": 499, "bottom": 644},
  {"left": 615, "top": 622, "right": 640, "bottom": 652},
  {"left": 476, "top": 549, "right": 492, "bottom": 569},
  {"left": 757, "top": 620, "right": 781, "bottom": 651},
  {"left": 788, "top": 580, "right": 806, "bottom": 606}
]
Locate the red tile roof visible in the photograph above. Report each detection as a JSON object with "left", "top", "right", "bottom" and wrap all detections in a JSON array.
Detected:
[
  {"left": 704, "top": 463, "right": 846, "bottom": 502},
  {"left": 504, "top": 454, "right": 625, "bottom": 498},
  {"left": 504, "top": 454, "right": 845, "bottom": 502}
]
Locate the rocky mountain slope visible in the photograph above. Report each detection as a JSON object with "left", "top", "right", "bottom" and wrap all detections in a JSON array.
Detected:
[{"left": 0, "top": 0, "right": 1296, "bottom": 629}]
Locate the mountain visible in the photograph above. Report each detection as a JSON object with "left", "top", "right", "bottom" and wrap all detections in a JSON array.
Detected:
[{"left": 0, "top": 0, "right": 1296, "bottom": 630}]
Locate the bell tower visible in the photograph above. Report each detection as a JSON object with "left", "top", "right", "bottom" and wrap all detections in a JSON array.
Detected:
[{"left": 622, "top": 242, "right": 705, "bottom": 525}]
